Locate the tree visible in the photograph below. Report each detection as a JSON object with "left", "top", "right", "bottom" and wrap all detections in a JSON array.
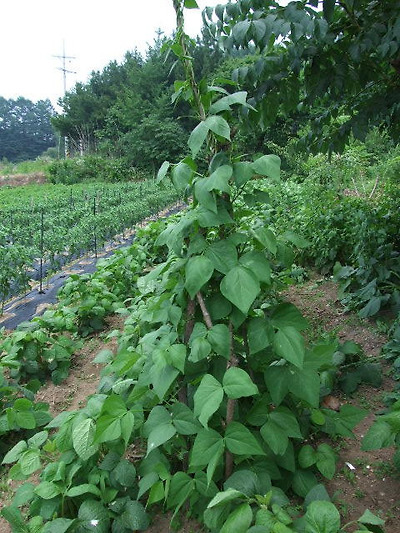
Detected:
[
  {"left": 0, "top": 97, "right": 56, "bottom": 162},
  {"left": 204, "top": 0, "right": 400, "bottom": 153}
]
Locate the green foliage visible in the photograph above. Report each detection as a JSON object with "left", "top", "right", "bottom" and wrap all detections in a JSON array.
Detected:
[
  {"left": 0, "top": 97, "right": 56, "bottom": 162},
  {"left": 47, "top": 155, "right": 137, "bottom": 184}
]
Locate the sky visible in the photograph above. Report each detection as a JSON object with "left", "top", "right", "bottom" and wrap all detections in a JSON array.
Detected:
[{"left": 0, "top": 0, "right": 221, "bottom": 108}]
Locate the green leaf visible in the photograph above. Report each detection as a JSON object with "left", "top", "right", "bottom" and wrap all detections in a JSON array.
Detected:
[
  {"left": 208, "top": 324, "right": 231, "bottom": 358},
  {"left": 205, "top": 239, "right": 238, "bottom": 274},
  {"left": 20, "top": 449, "right": 41, "bottom": 476},
  {"left": 188, "top": 120, "right": 209, "bottom": 157},
  {"left": 221, "top": 503, "right": 253, "bottom": 533},
  {"left": 195, "top": 177, "right": 217, "bottom": 213},
  {"left": 358, "top": 509, "right": 385, "bottom": 526},
  {"left": 2, "top": 440, "right": 28, "bottom": 464},
  {"left": 298, "top": 445, "right": 317, "bottom": 469},
  {"left": 72, "top": 418, "right": 98, "bottom": 461},
  {"left": 223, "top": 367, "right": 259, "bottom": 399},
  {"left": 66, "top": 483, "right": 101, "bottom": 497},
  {"left": 248, "top": 317, "right": 273, "bottom": 355},
  {"left": 292, "top": 470, "right": 318, "bottom": 498},
  {"left": 271, "top": 303, "right": 308, "bottom": 331},
  {"left": 165, "top": 344, "right": 186, "bottom": 373},
  {"left": 13, "top": 483, "right": 35, "bottom": 507},
  {"left": 264, "top": 365, "right": 290, "bottom": 406},
  {"left": 289, "top": 368, "right": 320, "bottom": 407},
  {"left": 251, "top": 155, "right": 281, "bottom": 180},
  {"left": 184, "top": 0, "right": 199, "bottom": 8},
  {"left": 150, "top": 364, "right": 179, "bottom": 401},
  {"left": 156, "top": 161, "right": 170, "bottom": 183},
  {"left": 305, "top": 501, "right": 341, "bottom": 533},
  {"left": 167, "top": 472, "right": 195, "bottom": 510},
  {"left": 269, "top": 408, "right": 303, "bottom": 438},
  {"left": 304, "top": 484, "right": 331, "bottom": 507},
  {"left": 0, "top": 506, "right": 29, "bottom": 533},
  {"left": 260, "top": 420, "right": 288, "bottom": 455},
  {"left": 205, "top": 115, "right": 231, "bottom": 141},
  {"left": 190, "top": 337, "right": 212, "bottom": 362},
  {"left": 190, "top": 428, "right": 225, "bottom": 468},
  {"left": 224, "top": 470, "right": 261, "bottom": 497},
  {"left": 42, "top": 518, "right": 74, "bottom": 533},
  {"left": 144, "top": 407, "right": 177, "bottom": 455},
  {"left": 101, "top": 394, "right": 126, "bottom": 417},
  {"left": 274, "top": 327, "right": 305, "bottom": 368},
  {"left": 239, "top": 251, "right": 271, "bottom": 284},
  {"left": 233, "top": 161, "right": 254, "bottom": 187},
  {"left": 206, "top": 165, "right": 232, "bottom": 194},
  {"left": 362, "top": 421, "right": 395, "bottom": 450},
  {"left": 185, "top": 255, "right": 214, "bottom": 298},
  {"left": 34, "top": 481, "right": 62, "bottom": 500},
  {"left": 172, "top": 161, "right": 193, "bottom": 192},
  {"left": 207, "top": 488, "right": 245, "bottom": 508},
  {"left": 220, "top": 266, "right": 260, "bottom": 314},
  {"left": 315, "top": 444, "right": 337, "bottom": 479},
  {"left": 193, "top": 374, "right": 224, "bottom": 427},
  {"left": 171, "top": 403, "right": 201, "bottom": 435},
  {"left": 94, "top": 415, "right": 121, "bottom": 444},
  {"left": 78, "top": 500, "right": 110, "bottom": 533},
  {"left": 252, "top": 227, "right": 277, "bottom": 254},
  {"left": 112, "top": 459, "right": 136, "bottom": 487},
  {"left": 121, "top": 500, "right": 150, "bottom": 530},
  {"left": 225, "top": 422, "right": 265, "bottom": 456},
  {"left": 323, "top": 0, "right": 336, "bottom": 22}
]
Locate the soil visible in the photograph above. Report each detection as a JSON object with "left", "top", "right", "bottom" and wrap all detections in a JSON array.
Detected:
[
  {"left": 0, "top": 274, "right": 398, "bottom": 532},
  {"left": 0, "top": 173, "right": 47, "bottom": 188}
]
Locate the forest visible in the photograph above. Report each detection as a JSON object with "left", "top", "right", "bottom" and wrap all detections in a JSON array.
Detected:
[{"left": 0, "top": 0, "right": 399, "bottom": 532}]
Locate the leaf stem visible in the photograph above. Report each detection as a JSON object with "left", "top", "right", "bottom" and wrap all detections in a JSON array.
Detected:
[
  {"left": 196, "top": 291, "right": 213, "bottom": 329},
  {"left": 225, "top": 321, "right": 238, "bottom": 479}
]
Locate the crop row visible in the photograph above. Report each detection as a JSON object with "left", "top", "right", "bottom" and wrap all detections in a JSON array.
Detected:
[{"left": 0, "top": 180, "right": 178, "bottom": 308}]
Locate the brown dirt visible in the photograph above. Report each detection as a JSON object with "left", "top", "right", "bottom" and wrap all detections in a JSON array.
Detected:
[{"left": 0, "top": 173, "right": 47, "bottom": 188}]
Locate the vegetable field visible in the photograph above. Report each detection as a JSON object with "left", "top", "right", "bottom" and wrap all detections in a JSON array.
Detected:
[{"left": 0, "top": 180, "right": 178, "bottom": 309}]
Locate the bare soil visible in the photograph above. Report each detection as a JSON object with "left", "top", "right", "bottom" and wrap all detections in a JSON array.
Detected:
[
  {"left": 0, "top": 173, "right": 47, "bottom": 188},
  {"left": 0, "top": 274, "right": 398, "bottom": 532}
]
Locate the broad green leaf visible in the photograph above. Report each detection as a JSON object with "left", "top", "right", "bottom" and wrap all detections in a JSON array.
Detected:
[
  {"left": 358, "top": 509, "right": 385, "bottom": 526},
  {"left": 0, "top": 506, "right": 29, "bottom": 533},
  {"left": 148, "top": 481, "right": 165, "bottom": 505},
  {"left": 323, "top": 0, "right": 336, "bottom": 22},
  {"left": 205, "top": 115, "right": 231, "bottom": 141},
  {"left": 225, "top": 422, "right": 265, "bottom": 456},
  {"left": 252, "top": 227, "right": 277, "bottom": 254},
  {"left": 146, "top": 423, "right": 176, "bottom": 456},
  {"left": 167, "top": 472, "right": 195, "bottom": 510},
  {"left": 206, "top": 165, "right": 232, "bottom": 194},
  {"left": 72, "top": 418, "right": 98, "bottom": 461},
  {"left": 224, "top": 470, "right": 261, "bottom": 497},
  {"left": 188, "top": 120, "right": 209, "bottom": 157},
  {"left": 171, "top": 161, "right": 193, "bottom": 192},
  {"left": 20, "top": 450, "right": 41, "bottom": 476},
  {"left": 66, "top": 484, "right": 101, "bottom": 497},
  {"left": 195, "top": 177, "right": 217, "bottom": 213},
  {"left": 289, "top": 368, "right": 320, "bottom": 407},
  {"left": 121, "top": 501, "right": 149, "bottom": 530},
  {"left": 305, "top": 501, "right": 340, "bottom": 533},
  {"left": 220, "top": 503, "right": 253, "bottom": 533},
  {"left": 42, "top": 518, "right": 74, "bottom": 533},
  {"left": 232, "top": 20, "right": 251, "bottom": 44},
  {"left": 264, "top": 365, "right": 290, "bottom": 406},
  {"left": 315, "top": 444, "right": 337, "bottom": 479},
  {"left": 274, "top": 327, "right": 305, "bottom": 368},
  {"left": 13, "top": 483, "right": 35, "bottom": 507},
  {"left": 208, "top": 324, "right": 231, "bottom": 358},
  {"left": 205, "top": 239, "right": 238, "bottom": 274},
  {"left": 111, "top": 459, "right": 136, "bottom": 488},
  {"left": 171, "top": 403, "right": 201, "bottom": 435},
  {"left": 156, "top": 160, "right": 170, "bottom": 183},
  {"left": 101, "top": 394, "right": 127, "bottom": 417},
  {"left": 220, "top": 266, "right": 260, "bottom": 314},
  {"left": 184, "top": 0, "right": 199, "bottom": 8},
  {"left": 2, "top": 440, "right": 28, "bottom": 464},
  {"left": 207, "top": 488, "right": 245, "bottom": 508},
  {"left": 251, "top": 155, "right": 281, "bottom": 180},
  {"left": 185, "top": 255, "right": 214, "bottom": 298},
  {"left": 292, "top": 469, "right": 318, "bottom": 498},
  {"left": 149, "top": 364, "right": 179, "bottom": 401},
  {"left": 190, "top": 428, "right": 225, "bottom": 475},
  {"left": 165, "top": 344, "right": 186, "bottom": 373},
  {"left": 271, "top": 303, "right": 309, "bottom": 331},
  {"left": 248, "top": 317, "right": 273, "bottom": 354},
  {"left": 193, "top": 374, "right": 224, "bottom": 427},
  {"left": 223, "top": 367, "right": 259, "bottom": 399},
  {"left": 78, "top": 500, "right": 110, "bottom": 533},
  {"left": 34, "top": 481, "right": 62, "bottom": 500},
  {"left": 260, "top": 420, "right": 288, "bottom": 455},
  {"left": 239, "top": 251, "right": 271, "bottom": 284},
  {"left": 298, "top": 445, "right": 317, "bottom": 469},
  {"left": 94, "top": 415, "right": 121, "bottom": 444},
  {"left": 304, "top": 484, "right": 331, "bottom": 507},
  {"left": 189, "top": 337, "right": 212, "bottom": 362},
  {"left": 269, "top": 408, "right": 303, "bottom": 438},
  {"left": 233, "top": 161, "right": 254, "bottom": 187},
  {"left": 209, "top": 91, "right": 250, "bottom": 114},
  {"left": 362, "top": 420, "right": 395, "bottom": 450}
]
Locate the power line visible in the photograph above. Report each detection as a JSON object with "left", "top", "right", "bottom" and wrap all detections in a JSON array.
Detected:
[{"left": 53, "top": 40, "right": 76, "bottom": 95}]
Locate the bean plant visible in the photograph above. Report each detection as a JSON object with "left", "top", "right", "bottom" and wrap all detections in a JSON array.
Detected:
[{"left": 0, "top": 2, "right": 385, "bottom": 532}]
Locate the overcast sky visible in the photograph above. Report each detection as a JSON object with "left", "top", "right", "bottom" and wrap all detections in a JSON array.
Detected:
[{"left": 0, "top": 0, "right": 221, "bottom": 107}]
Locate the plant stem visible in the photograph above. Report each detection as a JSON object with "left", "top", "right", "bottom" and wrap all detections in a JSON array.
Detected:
[
  {"left": 225, "top": 321, "right": 238, "bottom": 479},
  {"left": 196, "top": 291, "right": 213, "bottom": 329}
]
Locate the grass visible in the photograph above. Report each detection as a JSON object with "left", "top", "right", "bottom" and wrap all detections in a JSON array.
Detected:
[{"left": 0, "top": 158, "right": 51, "bottom": 176}]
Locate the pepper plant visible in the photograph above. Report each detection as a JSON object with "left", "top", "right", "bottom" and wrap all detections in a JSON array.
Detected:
[{"left": 1, "top": 1, "right": 374, "bottom": 531}]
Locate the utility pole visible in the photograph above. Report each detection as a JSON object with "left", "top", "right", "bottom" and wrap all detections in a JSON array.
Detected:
[{"left": 54, "top": 41, "right": 76, "bottom": 157}]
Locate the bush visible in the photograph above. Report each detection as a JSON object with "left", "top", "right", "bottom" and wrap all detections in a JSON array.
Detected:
[{"left": 47, "top": 155, "right": 140, "bottom": 184}]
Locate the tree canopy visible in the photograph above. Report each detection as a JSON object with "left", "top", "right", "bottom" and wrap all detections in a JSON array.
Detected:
[{"left": 0, "top": 97, "right": 56, "bottom": 162}]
